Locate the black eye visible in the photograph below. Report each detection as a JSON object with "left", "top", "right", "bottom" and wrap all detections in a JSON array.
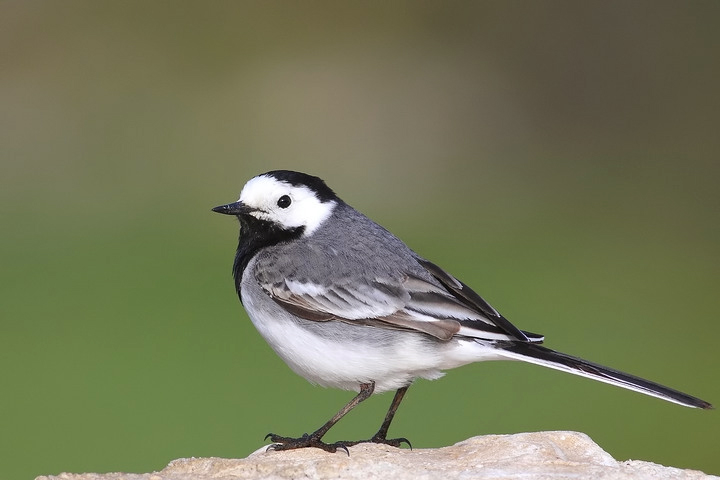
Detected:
[{"left": 277, "top": 195, "right": 292, "bottom": 209}]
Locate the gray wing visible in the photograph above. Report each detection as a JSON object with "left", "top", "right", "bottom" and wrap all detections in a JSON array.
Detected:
[{"left": 257, "top": 256, "right": 539, "bottom": 343}]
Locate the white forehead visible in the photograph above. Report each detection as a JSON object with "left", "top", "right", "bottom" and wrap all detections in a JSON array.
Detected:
[{"left": 238, "top": 175, "right": 335, "bottom": 235}]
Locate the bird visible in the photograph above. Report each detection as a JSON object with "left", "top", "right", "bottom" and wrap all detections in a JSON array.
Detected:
[{"left": 212, "top": 170, "right": 712, "bottom": 453}]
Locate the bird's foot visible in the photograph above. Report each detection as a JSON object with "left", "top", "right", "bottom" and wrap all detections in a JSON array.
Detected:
[
  {"left": 339, "top": 433, "right": 412, "bottom": 449},
  {"left": 265, "top": 433, "right": 350, "bottom": 454}
]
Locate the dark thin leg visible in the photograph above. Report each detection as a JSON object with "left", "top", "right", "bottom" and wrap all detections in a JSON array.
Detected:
[
  {"left": 372, "top": 386, "right": 410, "bottom": 445},
  {"left": 342, "top": 385, "right": 412, "bottom": 449},
  {"left": 266, "top": 382, "right": 375, "bottom": 453}
]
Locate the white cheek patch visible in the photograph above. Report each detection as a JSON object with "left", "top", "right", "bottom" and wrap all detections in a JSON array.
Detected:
[
  {"left": 248, "top": 210, "right": 272, "bottom": 222},
  {"left": 292, "top": 197, "right": 335, "bottom": 236}
]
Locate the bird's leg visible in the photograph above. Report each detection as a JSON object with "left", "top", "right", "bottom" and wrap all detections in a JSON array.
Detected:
[
  {"left": 341, "top": 386, "right": 412, "bottom": 449},
  {"left": 370, "top": 385, "right": 411, "bottom": 447},
  {"left": 266, "top": 381, "right": 375, "bottom": 453}
]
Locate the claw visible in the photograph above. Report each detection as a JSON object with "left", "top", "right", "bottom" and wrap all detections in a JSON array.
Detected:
[
  {"left": 378, "top": 436, "right": 412, "bottom": 450},
  {"left": 392, "top": 437, "right": 412, "bottom": 450},
  {"left": 332, "top": 443, "right": 350, "bottom": 456}
]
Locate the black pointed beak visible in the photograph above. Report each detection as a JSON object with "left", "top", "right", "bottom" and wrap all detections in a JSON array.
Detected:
[{"left": 212, "top": 201, "right": 252, "bottom": 216}]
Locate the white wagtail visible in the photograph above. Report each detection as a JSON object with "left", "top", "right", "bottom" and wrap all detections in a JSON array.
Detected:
[{"left": 213, "top": 170, "right": 712, "bottom": 452}]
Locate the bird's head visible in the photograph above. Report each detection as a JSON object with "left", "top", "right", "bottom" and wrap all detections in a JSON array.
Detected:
[{"left": 213, "top": 170, "right": 338, "bottom": 236}]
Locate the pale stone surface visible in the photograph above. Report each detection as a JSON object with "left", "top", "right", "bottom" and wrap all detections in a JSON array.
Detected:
[{"left": 36, "top": 431, "right": 717, "bottom": 480}]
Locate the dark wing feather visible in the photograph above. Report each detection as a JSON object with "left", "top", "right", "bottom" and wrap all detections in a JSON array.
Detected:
[{"left": 415, "top": 258, "right": 532, "bottom": 342}]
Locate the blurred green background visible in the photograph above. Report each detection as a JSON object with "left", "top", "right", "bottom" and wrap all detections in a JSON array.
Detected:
[{"left": 2, "top": 1, "right": 719, "bottom": 478}]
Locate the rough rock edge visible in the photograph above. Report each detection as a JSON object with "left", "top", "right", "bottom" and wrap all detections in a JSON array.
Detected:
[{"left": 36, "top": 431, "right": 717, "bottom": 480}]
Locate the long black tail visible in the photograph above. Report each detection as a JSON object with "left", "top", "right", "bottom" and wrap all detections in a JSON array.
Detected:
[{"left": 495, "top": 342, "right": 712, "bottom": 409}]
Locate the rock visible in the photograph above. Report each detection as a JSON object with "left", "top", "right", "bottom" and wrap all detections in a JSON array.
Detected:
[{"left": 35, "top": 431, "right": 716, "bottom": 480}]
